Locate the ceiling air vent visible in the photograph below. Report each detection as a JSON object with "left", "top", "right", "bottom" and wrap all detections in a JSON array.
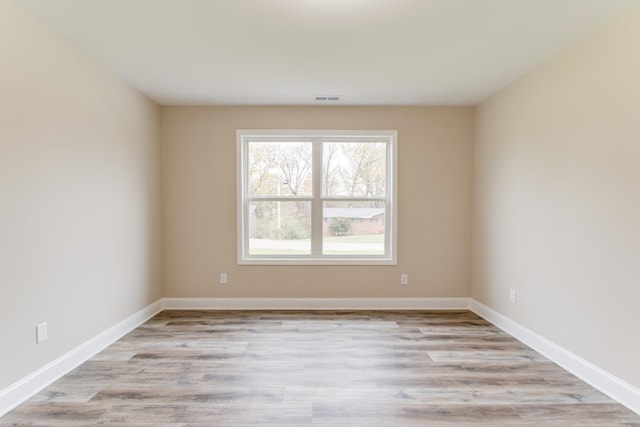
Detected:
[{"left": 315, "top": 95, "right": 340, "bottom": 102}]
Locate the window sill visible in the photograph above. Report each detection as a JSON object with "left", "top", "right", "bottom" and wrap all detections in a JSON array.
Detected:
[{"left": 238, "top": 257, "right": 397, "bottom": 266}]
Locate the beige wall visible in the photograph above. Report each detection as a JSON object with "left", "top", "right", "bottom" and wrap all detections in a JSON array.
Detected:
[
  {"left": 0, "top": 1, "right": 162, "bottom": 390},
  {"left": 162, "top": 106, "right": 473, "bottom": 298},
  {"left": 473, "top": 6, "right": 640, "bottom": 389}
]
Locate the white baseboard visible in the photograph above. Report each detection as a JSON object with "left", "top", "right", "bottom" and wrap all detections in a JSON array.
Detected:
[
  {"left": 0, "top": 299, "right": 164, "bottom": 418},
  {"left": 162, "top": 297, "right": 471, "bottom": 310},
  {"left": 470, "top": 299, "right": 640, "bottom": 416}
]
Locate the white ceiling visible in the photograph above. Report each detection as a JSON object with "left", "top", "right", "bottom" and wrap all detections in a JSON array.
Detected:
[{"left": 16, "top": 0, "right": 640, "bottom": 106}]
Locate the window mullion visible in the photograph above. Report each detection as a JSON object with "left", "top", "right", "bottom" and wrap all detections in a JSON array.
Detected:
[{"left": 311, "top": 140, "right": 323, "bottom": 256}]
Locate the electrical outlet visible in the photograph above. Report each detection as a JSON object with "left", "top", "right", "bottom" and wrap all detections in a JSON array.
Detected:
[
  {"left": 509, "top": 289, "right": 517, "bottom": 304},
  {"left": 401, "top": 274, "right": 409, "bottom": 285},
  {"left": 36, "top": 322, "right": 48, "bottom": 344},
  {"left": 220, "top": 273, "right": 228, "bottom": 284}
]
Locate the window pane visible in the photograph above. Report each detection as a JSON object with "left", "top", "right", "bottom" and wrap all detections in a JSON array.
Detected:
[
  {"left": 248, "top": 142, "right": 312, "bottom": 196},
  {"left": 322, "top": 201, "right": 385, "bottom": 255},
  {"left": 249, "top": 200, "right": 311, "bottom": 255},
  {"left": 322, "top": 142, "right": 386, "bottom": 197}
]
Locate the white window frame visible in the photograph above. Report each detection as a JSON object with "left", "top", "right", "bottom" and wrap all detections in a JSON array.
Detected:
[{"left": 237, "top": 129, "right": 397, "bottom": 265}]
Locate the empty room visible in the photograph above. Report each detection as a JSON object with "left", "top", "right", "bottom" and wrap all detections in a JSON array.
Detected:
[{"left": 1, "top": 0, "right": 639, "bottom": 425}]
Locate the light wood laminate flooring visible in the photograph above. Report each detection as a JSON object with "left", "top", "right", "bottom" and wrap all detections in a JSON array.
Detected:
[{"left": 1, "top": 310, "right": 638, "bottom": 426}]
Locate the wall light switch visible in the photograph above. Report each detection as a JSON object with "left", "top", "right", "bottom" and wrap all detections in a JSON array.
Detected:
[{"left": 220, "top": 273, "right": 228, "bottom": 284}]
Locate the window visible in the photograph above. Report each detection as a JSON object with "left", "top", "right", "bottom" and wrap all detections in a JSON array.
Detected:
[{"left": 237, "top": 130, "right": 397, "bottom": 265}]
